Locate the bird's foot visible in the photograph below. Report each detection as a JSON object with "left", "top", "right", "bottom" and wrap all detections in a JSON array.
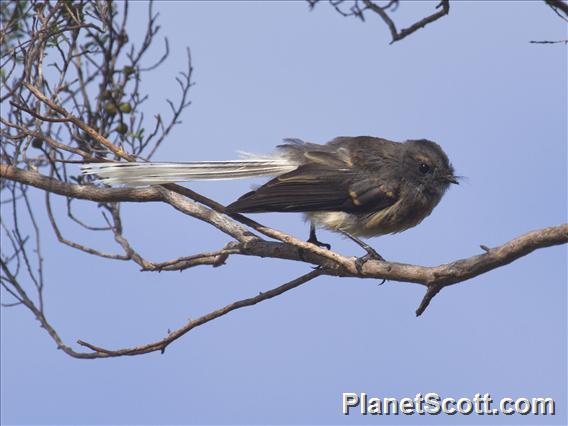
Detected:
[
  {"left": 307, "top": 224, "right": 331, "bottom": 250},
  {"left": 307, "top": 235, "right": 331, "bottom": 250},
  {"left": 341, "top": 232, "right": 386, "bottom": 284},
  {"left": 300, "top": 236, "right": 330, "bottom": 262},
  {"left": 360, "top": 245, "right": 384, "bottom": 262},
  {"left": 354, "top": 253, "right": 387, "bottom": 285},
  {"left": 354, "top": 250, "right": 385, "bottom": 271},
  {"left": 299, "top": 226, "right": 331, "bottom": 262}
]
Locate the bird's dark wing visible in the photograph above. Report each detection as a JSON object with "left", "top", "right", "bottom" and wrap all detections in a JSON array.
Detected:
[{"left": 225, "top": 164, "right": 399, "bottom": 213}]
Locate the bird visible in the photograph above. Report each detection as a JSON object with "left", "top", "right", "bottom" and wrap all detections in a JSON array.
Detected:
[{"left": 81, "top": 136, "right": 458, "bottom": 259}]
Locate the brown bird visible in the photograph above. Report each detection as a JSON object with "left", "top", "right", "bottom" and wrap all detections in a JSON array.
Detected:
[{"left": 82, "top": 136, "right": 458, "bottom": 258}]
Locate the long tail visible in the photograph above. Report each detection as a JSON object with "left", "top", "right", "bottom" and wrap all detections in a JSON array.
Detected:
[{"left": 81, "top": 157, "right": 298, "bottom": 185}]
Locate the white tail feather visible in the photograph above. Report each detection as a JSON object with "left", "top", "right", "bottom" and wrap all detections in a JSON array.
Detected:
[{"left": 81, "top": 158, "right": 298, "bottom": 185}]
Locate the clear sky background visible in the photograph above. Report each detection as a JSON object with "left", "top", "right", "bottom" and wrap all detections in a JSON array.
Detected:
[{"left": 1, "top": 1, "right": 566, "bottom": 425}]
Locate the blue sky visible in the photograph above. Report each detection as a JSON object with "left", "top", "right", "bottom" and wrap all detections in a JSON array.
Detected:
[{"left": 1, "top": 1, "right": 566, "bottom": 425}]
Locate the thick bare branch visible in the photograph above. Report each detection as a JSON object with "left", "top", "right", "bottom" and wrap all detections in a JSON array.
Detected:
[
  {"left": 10, "top": 222, "right": 562, "bottom": 359},
  {"left": 156, "top": 187, "right": 256, "bottom": 244},
  {"left": 1, "top": 164, "right": 162, "bottom": 202}
]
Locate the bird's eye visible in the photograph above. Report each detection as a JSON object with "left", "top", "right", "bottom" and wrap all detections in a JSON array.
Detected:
[{"left": 419, "top": 163, "right": 431, "bottom": 174}]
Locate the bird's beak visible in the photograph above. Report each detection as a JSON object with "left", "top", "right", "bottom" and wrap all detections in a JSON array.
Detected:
[{"left": 446, "top": 175, "right": 459, "bottom": 185}]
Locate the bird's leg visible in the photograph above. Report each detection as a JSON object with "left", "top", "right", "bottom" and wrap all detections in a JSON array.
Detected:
[
  {"left": 299, "top": 224, "right": 331, "bottom": 268},
  {"left": 340, "top": 231, "right": 384, "bottom": 261},
  {"left": 307, "top": 223, "right": 331, "bottom": 249},
  {"left": 340, "top": 231, "right": 386, "bottom": 282}
]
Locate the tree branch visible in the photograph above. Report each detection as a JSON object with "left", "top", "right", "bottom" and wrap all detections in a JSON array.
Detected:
[
  {"left": 17, "top": 222, "right": 565, "bottom": 359},
  {"left": 1, "top": 164, "right": 162, "bottom": 202},
  {"left": 22, "top": 81, "right": 135, "bottom": 161},
  {"left": 544, "top": 0, "right": 568, "bottom": 21},
  {"left": 75, "top": 269, "right": 324, "bottom": 357},
  {"left": 362, "top": 0, "right": 450, "bottom": 43}
]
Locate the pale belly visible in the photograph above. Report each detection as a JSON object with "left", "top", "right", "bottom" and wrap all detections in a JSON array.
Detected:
[
  {"left": 306, "top": 211, "right": 386, "bottom": 238},
  {"left": 306, "top": 198, "right": 432, "bottom": 238}
]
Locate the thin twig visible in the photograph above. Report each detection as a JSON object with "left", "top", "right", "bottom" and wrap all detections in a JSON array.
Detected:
[
  {"left": 362, "top": 0, "right": 450, "bottom": 43},
  {"left": 76, "top": 269, "right": 323, "bottom": 357}
]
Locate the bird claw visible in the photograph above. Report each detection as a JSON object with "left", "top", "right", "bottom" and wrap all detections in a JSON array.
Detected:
[
  {"left": 354, "top": 252, "right": 387, "bottom": 285},
  {"left": 307, "top": 237, "right": 331, "bottom": 250},
  {"left": 363, "top": 246, "right": 384, "bottom": 261}
]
